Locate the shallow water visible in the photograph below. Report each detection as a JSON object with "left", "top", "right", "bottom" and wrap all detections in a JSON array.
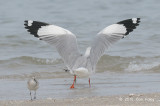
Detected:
[
  {"left": 1, "top": 73, "right": 160, "bottom": 100},
  {"left": 0, "top": 0, "right": 160, "bottom": 100}
]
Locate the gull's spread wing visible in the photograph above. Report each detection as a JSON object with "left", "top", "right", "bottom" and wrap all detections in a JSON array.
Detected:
[
  {"left": 89, "top": 18, "right": 141, "bottom": 71},
  {"left": 24, "top": 20, "right": 81, "bottom": 70}
]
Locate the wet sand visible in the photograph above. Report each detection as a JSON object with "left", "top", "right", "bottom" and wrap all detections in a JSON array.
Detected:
[{"left": 1, "top": 93, "right": 160, "bottom": 106}]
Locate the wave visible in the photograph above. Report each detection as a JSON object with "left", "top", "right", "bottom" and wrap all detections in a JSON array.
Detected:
[
  {"left": 0, "top": 55, "right": 160, "bottom": 73},
  {"left": 0, "top": 56, "right": 63, "bottom": 65},
  {"left": 97, "top": 55, "right": 160, "bottom": 72}
]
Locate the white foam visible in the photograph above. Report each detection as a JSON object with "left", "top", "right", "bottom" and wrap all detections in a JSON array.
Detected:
[{"left": 125, "top": 61, "right": 159, "bottom": 72}]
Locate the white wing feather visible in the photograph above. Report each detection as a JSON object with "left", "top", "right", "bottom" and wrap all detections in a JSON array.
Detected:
[
  {"left": 89, "top": 24, "right": 128, "bottom": 72},
  {"left": 38, "top": 25, "right": 81, "bottom": 70}
]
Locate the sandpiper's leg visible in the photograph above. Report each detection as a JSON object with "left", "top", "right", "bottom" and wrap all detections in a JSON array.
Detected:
[
  {"left": 30, "top": 91, "right": 32, "bottom": 100},
  {"left": 89, "top": 78, "right": 91, "bottom": 87},
  {"left": 34, "top": 91, "right": 36, "bottom": 99},
  {"left": 70, "top": 75, "right": 76, "bottom": 89}
]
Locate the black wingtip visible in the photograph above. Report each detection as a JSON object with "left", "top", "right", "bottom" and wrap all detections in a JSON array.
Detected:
[
  {"left": 24, "top": 20, "right": 50, "bottom": 38},
  {"left": 24, "top": 20, "right": 28, "bottom": 23},
  {"left": 137, "top": 18, "right": 140, "bottom": 20},
  {"left": 24, "top": 20, "right": 28, "bottom": 27},
  {"left": 117, "top": 18, "right": 141, "bottom": 36}
]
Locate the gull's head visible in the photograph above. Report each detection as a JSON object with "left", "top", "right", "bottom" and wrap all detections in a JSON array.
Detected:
[{"left": 85, "top": 47, "right": 91, "bottom": 57}]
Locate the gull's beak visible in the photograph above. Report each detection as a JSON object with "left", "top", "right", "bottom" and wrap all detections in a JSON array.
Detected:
[{"left": 64, "top": 69, "right": 69, "bottom": 72}]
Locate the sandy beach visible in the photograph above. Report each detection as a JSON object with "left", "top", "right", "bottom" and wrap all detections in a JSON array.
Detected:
[
  {"left": 1, "top": 93, "right": 160, "bottom": 106},
  {"left": 1, "top": 0, "right": 160, "bottom": 106}
]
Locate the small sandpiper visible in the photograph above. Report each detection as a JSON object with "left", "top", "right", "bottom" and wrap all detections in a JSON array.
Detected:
[{"left": 27, "top": 77, "right": 39, "bottom": 100}]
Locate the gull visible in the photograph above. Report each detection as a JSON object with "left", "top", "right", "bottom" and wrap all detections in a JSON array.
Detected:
[
  {"left": 27, "top": 77, "right": 39, "bottom": 100},
  {"left": 24, "top": 18, "right": 140, "bottom": 88}
]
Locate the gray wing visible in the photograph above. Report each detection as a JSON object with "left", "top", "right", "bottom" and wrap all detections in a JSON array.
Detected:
[
  {"left": 89, "top": 18, "right": 141, "bottom": 72},
  {"left": 24, "top": 20, "right": 81, "bottom": 70}
]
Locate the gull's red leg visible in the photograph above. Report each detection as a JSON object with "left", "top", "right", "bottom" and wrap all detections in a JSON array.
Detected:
[
  {"left": 89, "top": 78, "right": 91, "bottom": 87},
  {"left": 74, "top": 75, "right": 76, "bottom": 84},
  {"left": 70, "top": 81, "right": 74, "bottom": 89},
  {"left": 70, "top": 75, "right": 76, "bottom": 89}
]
